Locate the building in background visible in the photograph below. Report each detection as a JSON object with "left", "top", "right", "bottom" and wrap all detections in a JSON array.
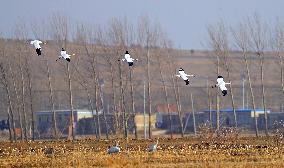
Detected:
[{"left": 36, "top": 109, "right": 94, "bottom": 138}]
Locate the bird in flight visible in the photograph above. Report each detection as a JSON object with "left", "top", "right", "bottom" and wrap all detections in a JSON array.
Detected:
[{"left": 176, "top": 68, "right": 195, "bottom": 85}]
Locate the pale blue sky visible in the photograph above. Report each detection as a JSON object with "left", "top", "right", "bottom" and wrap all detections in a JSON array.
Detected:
[{"left": 0, "top": 0, "right": 283, "bottom": 49}]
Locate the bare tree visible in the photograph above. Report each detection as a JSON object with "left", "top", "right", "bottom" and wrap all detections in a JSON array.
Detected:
[
  {"left": 45, "top": 58, "right": 58, "bottom": 138},
  {"left": 9, "top": 61, "right": 23, "bottom": 140},
  {"left": 50, "top": 13, "right": 75, "bottom": 140},
  {"left": 190, "top": 93, "right": 197, "bottom": 135},
  {"left": 19, "top": 54, "right": 28, "bottom": 141},
  {"left": 129, "top": 65, "right": 138, "bottom": 139},
  {"left": 271, "top": 19, "right": 284, "bottom": 93},
  {"left": 31, "top": 19, "right": 58, "bottom": 140},
  {"left": 176, "top": 78, "right": 185, "bottom": 137},
  {"left": 157, "top": 41, "right": 173, "bottom": 139},
  {"left": 73, "top": 61, "right": 98, "bottom": 138},
  {"left": 232, "top": 21, "right": 259, "bottom": 136},
  {"left": 24, "top": 55, "right": 35, "bottom": 140},
  {"left": 207, "top": 78, "right": 213, "bottom": 127},
  {"left": 247, "top": 15, "right": 269, "bottom": 135},
  {"left": 108, "top": 16, "right": 135, "bottom": 138},
  {"left": 137, "top": 15, "right": 162, "bottom": 139},
  {"left": 0, "top": 63, "right": 17, "bottom": 142},
  {"left": 75, "top": 23, "right": 114, "bottom": 139},
  {"left": 207, "top": 21, "right": 237, "bottom": 128},
  {"left": 0, "top": 41, "right": 17, "bottom": 142},
  {"left": 14, "top": 21, "right": 30, "bottom": 140}
]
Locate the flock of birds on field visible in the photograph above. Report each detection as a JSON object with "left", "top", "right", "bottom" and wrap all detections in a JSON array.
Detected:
[{"left": 30, "top": 39, "right": 231, "bottom": 97}]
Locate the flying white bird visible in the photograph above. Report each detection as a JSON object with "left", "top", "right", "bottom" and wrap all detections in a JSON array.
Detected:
[
  {"left": 175, "top": 68, "right": 195, "bottom": 85},
  {"left": 148, "top": 139, "right": 159, "bottom": 152},
  {"left": 107, "top": 141, "right": 121, "bottom": 154},
  {"left": 30, "top": 40, "right": 44, "bottom": 56},
  {"left": 213, "top": 76, "right": 231, "bottom": 96},
  {"left": 121, "top": 51, "right": 138, "bottom": 66},
  {"left": 56, "top": 48, "right": 75, "bottom": 62}
]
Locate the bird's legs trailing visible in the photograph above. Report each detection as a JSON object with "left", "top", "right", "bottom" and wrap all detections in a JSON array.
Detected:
[{"left": 56, "top": 57, "right": 60, "bottom": 61}]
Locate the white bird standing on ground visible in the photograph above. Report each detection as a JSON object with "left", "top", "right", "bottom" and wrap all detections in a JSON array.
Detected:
[
  {"left": 176, "top": 68, "right": 195, "bottom": 85},
  {"left": 56, "top": 48, "right": 75, "bottom": 62},
  {"left": 30, "top": 40, "right": 44, "bottom": 56},
  {"left": 213, "top": 76, "right": 231, "bottom": 96},
  {"left": 121, "top": 50, "right": 138, "bottom": 66},
  {"left": 148, "top": 139, "right": 159, "bottom": 152},
  {"left": 107, "top": 141, "right": 120, "bottom": 154}
]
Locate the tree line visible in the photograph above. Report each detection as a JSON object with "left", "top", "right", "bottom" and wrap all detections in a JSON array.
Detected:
[{"left": 0, "top": 13, "right": 283, "bottom": 142}]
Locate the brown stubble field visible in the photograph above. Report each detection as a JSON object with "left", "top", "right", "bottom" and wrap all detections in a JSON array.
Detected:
[{"left": 1, "top": 136, "right": 284, "bottom": 168}]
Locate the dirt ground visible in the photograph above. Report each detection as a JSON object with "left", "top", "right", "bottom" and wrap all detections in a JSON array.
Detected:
[{"left": 0, "top": 136, "right": 284, "bottom": 168}]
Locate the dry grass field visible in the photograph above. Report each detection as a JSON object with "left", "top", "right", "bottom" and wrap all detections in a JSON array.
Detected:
[{"left": 1, "top": 136, "right": 284, "bottom": 168}]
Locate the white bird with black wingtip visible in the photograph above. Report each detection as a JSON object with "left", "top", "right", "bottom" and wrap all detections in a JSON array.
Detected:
[
  {"left": 213, "top": 76, "right": 231, "bottom": 96},
  {"left": 107, "top": 141, "right": 121, "bottom": 154},
  {"left": 175, "top": 68, "right": 195, "bottom": 85},
  {"left": 30, "top": 40, "right": 45, "bottom": 56},
  {"left": 56, "top": 48, "right": 75, "bottom": 62},
  {"left": 121, "top": 50, "right": 138, "bottom": 66}
]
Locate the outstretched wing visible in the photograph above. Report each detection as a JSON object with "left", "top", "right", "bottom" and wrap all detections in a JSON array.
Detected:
[{"left": 175, "top": 75, "right": 181, "bottom": 77}]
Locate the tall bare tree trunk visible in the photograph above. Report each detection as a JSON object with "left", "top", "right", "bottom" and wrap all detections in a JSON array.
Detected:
[
  {"left": 157, "top": 53, "right": 173, "bottom": 139},
  {"left": 172, "top": 77, "right": 184, "bottom": 137},
  {"left": 176, "top": 80, "right": 184, "bottom": 137},
  {"left": 119, "top": 56, "right": 127, "bottom": 139},
  {"left": 216, "top": 57, "right": 220, "bottom": 131},
  {"left": 260, "top": 57, "right": 268, "bottom": 135},
  {"left": 45, "top": 59, "right": 58, "bottom": 139},
  {"left": 9, "top": 63, "right": 23, "bottom": 140},
  {"left": 227, "top": 71, "right": 237, "bottom": 128},
  {"left": 109, "top": 62, "right": 118, "bottom": 135},
  {"left": 67, "top": 63, "right": 75, "bottom": 140},
  {"left": 146, "top": 47, "right": 152, "bottom": 139},
  {"left": 86, "top": 90, "right": 98, "bottom": 138},
  {"left": 26, "top": 60, "right": 35, "bottom": 141},
  {"left": 280, "top": 56, "right": 284, "bottom": 92},
  {"left": 7, "top": 108, "right": 12, "bottom": 142},
  {"left": 207, "top": 79, "right": 212, "bottom": 127},
  {"left": 178, "top": 80, "right": 185, "bottom": 137},
  {"left": 279, "top": 54, "right": 284, "bottom": 92},
  {"left": 98, "top": 77, "right": 109, "bottom": 140},
  {"left": 94, "top": 84, "right": 101, "bottom": 139},
  {"left": 244, "top": 53, "right": 259, "bottom": 136},
  {"left": 19, "top": 61, "right": 28, "bottom": 141},
  {"left": 129, "top": 66, "right": 137, "bottom": 139}
]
